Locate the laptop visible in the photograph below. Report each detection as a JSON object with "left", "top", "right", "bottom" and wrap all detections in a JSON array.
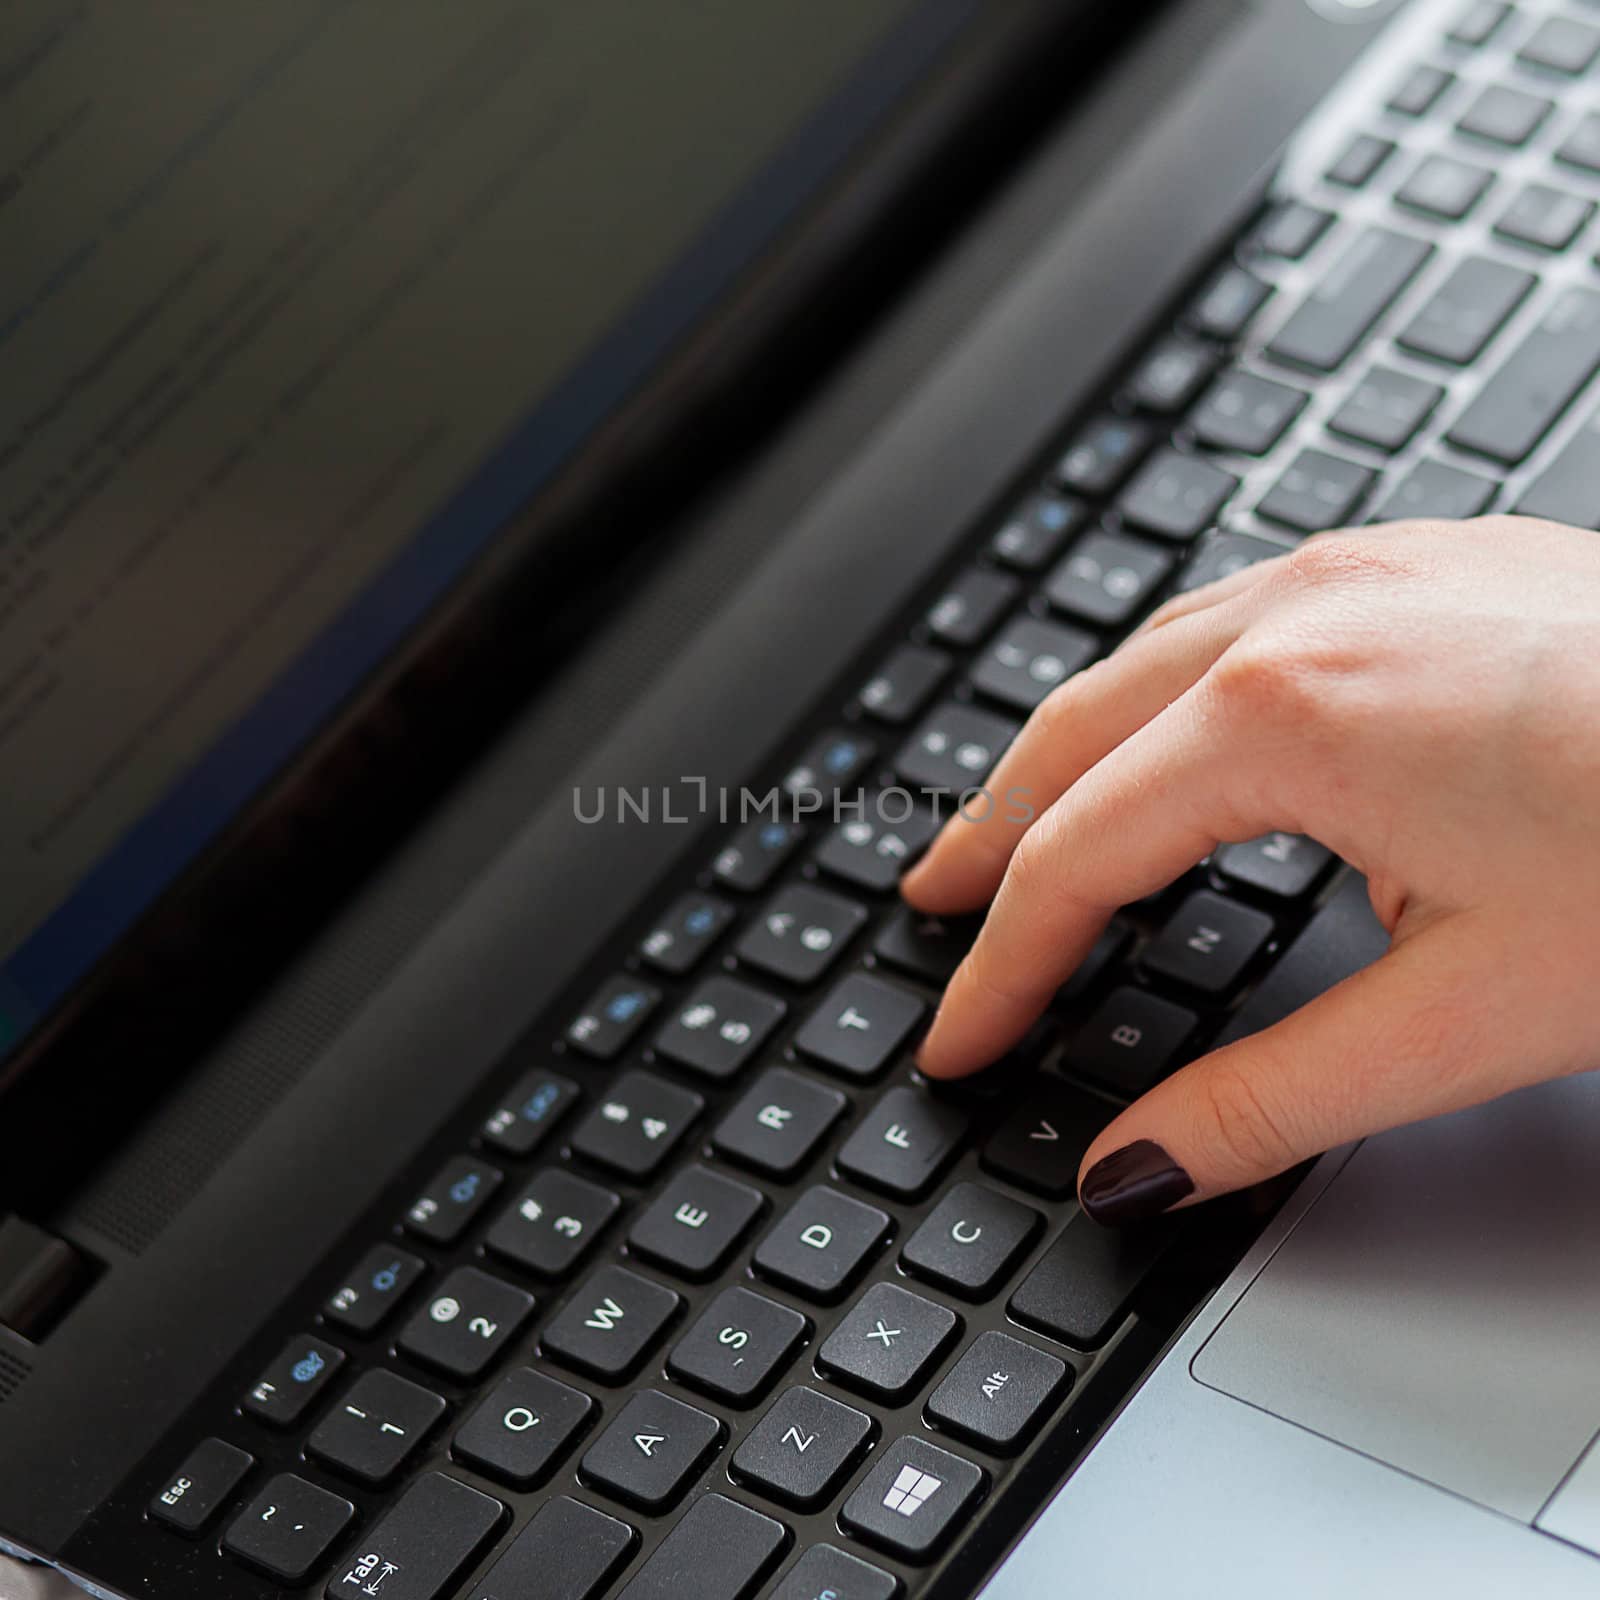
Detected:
[{"left": 3, "top": 0, "right": 1600, "bottom": 1595}]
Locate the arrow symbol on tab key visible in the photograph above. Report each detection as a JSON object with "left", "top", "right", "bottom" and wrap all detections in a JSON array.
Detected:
[{"left": 1029, "top": 1120, "right": 1059, "bottom": 1142}]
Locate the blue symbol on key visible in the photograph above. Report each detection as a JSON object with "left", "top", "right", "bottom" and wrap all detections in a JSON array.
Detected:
[
  {"left": 759, "top": 824, "right": 789, "bottom": 851},
  {"left": 450, "top": 1172, "right": 482, "bottom": 1205},
  {"left": 291, "top": 1351, "right": 325, "bottom": 1384},
  {"left": 371, "top": 1262, "right": 401, "bottom": 1293},
  {"left": 825, "top": 741, "right": 858, "bottom": 775},
  {"left": 606, "top": 991, "right": 646, "bottom": 1023},
  {"left": 521, "top": 1082, "right": 559, "bottom": 1121},
  {"left": 685, "top": 907, "right": 716, "bottom": 936},
  {"left": 1039, "top": 499, "right": 1071, "bottom": 530}
]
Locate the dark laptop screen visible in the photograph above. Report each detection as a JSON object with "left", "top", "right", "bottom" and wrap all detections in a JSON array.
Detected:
[{"left": 0, "top": 0, "right": 979, "bottom": 1064}]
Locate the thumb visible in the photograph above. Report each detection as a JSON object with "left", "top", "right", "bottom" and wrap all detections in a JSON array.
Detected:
[{"left": 1074, "top": 913, "right": 1554, "bottom": 1225}]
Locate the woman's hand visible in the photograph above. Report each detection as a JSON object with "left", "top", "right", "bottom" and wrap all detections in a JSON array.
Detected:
[{"left": 901, "top": 516, "right": 1600, "bottom": 1224}]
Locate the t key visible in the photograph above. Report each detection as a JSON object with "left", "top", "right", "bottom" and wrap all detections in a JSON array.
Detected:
[{"left": 794, "top": 972, "right": 926, "bottom": 1080}]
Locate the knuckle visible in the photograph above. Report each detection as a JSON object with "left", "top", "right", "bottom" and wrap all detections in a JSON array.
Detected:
[
  {"left": 1190, "top": 1053, "right": 1302, "bottom": 1180},
  {"left": 1207, "top": 639, "right": 1314, "bottom": 727}
]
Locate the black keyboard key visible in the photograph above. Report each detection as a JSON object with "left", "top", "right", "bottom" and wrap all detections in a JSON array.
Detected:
[
  {"left": 628, "top": 1165, "right": 763, "bottom": 1279},
  {"left": 1010, "top": 1212, "right": 1176, "bottom": 1348},
  {"left": 1142, "top": 890, "right": 1274, "bottom": 995},
  {"left": 1176, "top": 530, "right": 1288, "bottom": 595},
  {"left": 467, "top": 1496, "right": 634, "bottom": 1600},
  {"left": 1387, "top": 63, "right": 1453, "bottom": 118},
  {"left": 873, "top": 907, "right": 981, "bottom": 984},
  {"left": 309, "top": 1370, "right": 445, "bottom": 1486},
  {"left": 243, "top": 1335, "right": 345, "bottom": 1427},
  {"left": 1557, "top": 111, "right": 1600, "bottom": 176},
  {"left": 481, "top": 1069, "right": 579, "bottom": 1157},
  {"left": 795, "top": 972, "right": 925, "bottom": 1079},
  {"left": 224, "top": 1474, "right": 354, "bottom": 1584},
  {"left": 1461, "top": 84, "right": 1553, "bottom": 148},
  {"left": 818, "top": 1282, "right": 959, "bottom": 1403},
  {"left": 894, "top": 702, "right": 1018, "bottom": 793},
  {"left": 814, "top": 806, "right": 939, "bottom": 892},
  {"left": 1517, "top": 406, "right": 1600, "bottom": 526},
  {"left": 1054, "top": 416, "right": 1154, "bottom": 496},
  {"left": 713, "top": 1066, "right": 847, "bottom": 1179},
  {"left": 1448, "top": 0, "right": 1510, "bottom": 47},
  {"left": 1189, "top": 370, "right": 1309, "bottom": 455},
  {"left": 569, "top": 1071, "right": 702, "bottom": 1178},
  {"left": 616, "top": 1492, "right": 787, "bottom": 1600},
  {"left": 835, "top": 1086, "right": 967, "bottom": 1199},
  {"left": 566, "top": 977, "right": 661, "bottom": 1059},
  {"left": 1258, "top": 448, "right": 1374, "bottom": 532},
  {"left": 858, "top": 644, "right": 950, "bottom": 724},
  {"left": 773, "top": 1547, "right": 899, "bottom": 1600},
  {"left": 1128, "top": 336, "right": 1220, "bottom": 412},
  {"left": 325, "top": 1246, "right": 426, "bottom": 1334},
  {"left": 398, "top": 1269, "right": 534, "bottom": 1381},
  {"left": 970, "top": 616, "right": 1097, "bottom": 712},
  {"left": 990, "top": 491, "right": 1087, "bottom": 571},
  {"left": 581, "top": 1390, "right": 721, "bottom": 1512},
  {"left": 1373, "top": 458, "right": 1496, "bottom": 521},
  {"left": 1268, "top": 227, "right": 1432, "bottom": 373},
  {"left": 737, "top": 885, "right": 868, "bottom": 986},
  {"left": 405, "top": 1156, "right": 502, "bottom": 1244},
  {"left": 901, "top": 1182, "right": 1042, "bottom": 1299},
  {"left": 1495, "top": 183, "right": 1595, "bottom": 252},
  {"left": 980, "top": 1080, "right": 1115, "bottom": 1197},
  {"left": 840, "top": 1436, "right": 984, "bottom": 1563},
  {"left": 754, "top": 1186, "right": 891, "bottom": 1303},
  {"left": 1115, "top": 448, "right": 1239, "bottom": 543},
  {"left": 925, "top": 1331, "right": 1069, "bottom": 1454},
  {"left": 1395, "top": 154, "right": 1493, "bottom": 221},
  {"left": 325, "top": 1472, "right": 502, "bottom": 1600},
  {"left": 925, "top": 569, "right": 1021, "bottom": 648},
  {"left": 1448, "top": 288, "right": 1600, "bottom": 464},
  {"left": 1326, "top": 132, "right": 1394, "bottom": 189},
  {"left": 1519, "top": 15, "right": 1600, "bottom": 74},
  {"left": 733, "top": 1386, "right": 875, "bottom": 1509},
  {"left": 1398, "top": 256, "right": 1534, "bottom": 365},
  {"left": 543, "top": 1264, "right": 680, "bottom": 1381},
  {"left": 1187, "top": 264, "right": 1271, "bottom": 342},
  {"left": 653, "top": 977, "right": 786, "bottom": 1080},
  {"left": 150, "top": 1438, "right": 254, "bottom": 1534},
  {"left": 485, "top": 1169, "right": 619, "bottom": 1279},
  {"left": 782, "top": 731, "right": 876, "bottom": 801},
  {"left": 1327, "top": 366, "right": 1443, "bottom": 452},
  {"left": 1217, "top": 832, "right": 1333, "bottom": 899},
  {"left": 713, "top": 818, "right": 807, "bottom": 891},
  {"left": 453, "top": 1369, "right": 595, "bottom": 1488},
  {"left": 639, "top": 894, "right": 735, "bottom": 975},
  {"left": 667, "top": 1285, "right": 808, "bottom": 1405},
  {"left": 1045, "top": 530, "right": 1172, "bottom": 626},
  {"left": 1253, "top": 201, "right": 1334, "bottom": 260},
  {"left": 1064, "top": 986, "right": 1199, "bottom": 1099}
]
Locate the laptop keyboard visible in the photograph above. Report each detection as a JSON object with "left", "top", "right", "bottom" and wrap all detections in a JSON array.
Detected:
[{"left": 113, "top": 1, "right": 1600, "bottom": 1595}]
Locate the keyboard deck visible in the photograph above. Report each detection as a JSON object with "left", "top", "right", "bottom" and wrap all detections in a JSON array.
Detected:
[{"left": 78, "top": 1, "right": 1600, "bottom": 1595}]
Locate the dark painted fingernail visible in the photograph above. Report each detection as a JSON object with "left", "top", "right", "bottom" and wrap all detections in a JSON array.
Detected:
[{"left": 1079, "top": 1141, "right": 1194, "bottom": 1226}]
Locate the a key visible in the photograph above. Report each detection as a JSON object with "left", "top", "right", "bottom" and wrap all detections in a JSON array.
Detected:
[
  {"left": 925, "top": 1331, "right": 1069, "bottom": 1454},
  {"left": 542, "top": 1264, "right": 681, "bottom": 1380},
  {"left": 1461, "top": 84, "right": 1553, "bottom": 149},
  {"left": 580, "top": 1390, "right": 721, "bottom": 1513},
  {"left": 1495, "top": 184, "right": 1595, "bottom": 253},
  {"left": 1257, "top": 448, "right": 1374, "bottom": 533},
  {"left": 323, "top": 1472, "right": 503, "bottom": 1600},
  {"left": 731, "top": 1386, "right": 875, "bottom": 1509},
  {"left": 309, "top": 1370, "right": 445, "bottom": 1486},
  {"left": 901, "top": 1182, "right": 1042, "bottom": 1299},
  {"left": 1188, "top": 370, "right": 1308, "bottom": 455},
  {"left": 754, "top": 1186, "right": 891, "bottom": 1303},
  {"left": 1326, "top": 132, "right": 1394, "bottom": 189},
  {"left": 980, "top": 1080, "right": 1115, "bottom": 1197},
  {"left": 627, "top": 1165, "right": 763, "bottom": 1279},
  {"left": 324, "top": 1246, "right": 426, "bottom": 1334},
  {"left": 149, "top": 1438, "right": 254, "bottom": 1534},
  {"left": 1519, "top": 15, "right": 1600, "bottom": 74},
  {"left": 737, "top": 885, "right": 868, "bottom": 986},
  {"left": 1063, "top": 986, "right": 1199, "bottom": 1100},
  {"left": 1128, "top": 336, "right": 1220, "bottom": 411},
  {"left": 243, "top": 1335, "right": 345, "bottom": 1427},
  {"left": 782, "top": 731, "right": 876, "bottom": 800},
  {"left": 398, "top": 1268, "right": 534, "bottom": 1381},
  {"left": 1448, "top": 0, "right": 1510, "bottom": 47},
  {"left": 1372, "top": 458, "right": 1496, "bottom": 522},
  {"left": 772, "top": 1546, "right": 899, "bottom": 1600},
  {"left": 990, "top": 493, "right": 1087, "bottom": 570},
  {"left": 840, "top": 1436, "right": 984, "bottom": 1562},
  {"left": 1328, "top": 366, "right": 1443, "bottom": 452},
  {"left": 818, "top": 1282, "right": 959, "bottom": 1403},
  {"left": 1558, "top": 112, "right": 1600, "bottom": 177},
  {"left": 566, "top": 977, "right": 661, "bottom": 1059},
  {"left": 1009, "top": 1212, "right": 1177, "bottom": 1348},
  {"left": 1448, "top": 288, "right": 1600, "bottom": 464},
  {"left": 894, "top": 702, "right": 1018, "bottom": 793},
  {"left": 1115, "top": 449, "right": 1238, "bottom": 543},
  {"left": 970, "top": 616, "right": 1097, "bottom": 713},
  {"left": 452, "top": 1368, "right": 595, "bottom": 1489},
  {"left": 667, "top": 1285, "right": 808, "bottom": 1405},
  {"left": 1396, "top": 154, "right": 1493, "bottom": 221},
  {"left": 1398, "top": 256, "right": 1534, "bottom": 366},
  {"left": 466, "top": 1496, "right": 634, "bottom": 1600},
  {"left": 1186, "top": 265, "right": 1271, "bottom": 342},
  {"left": 224, "top": 1474, "right": 354, "bottom": 1584},
  {"left": 712, "top": 1066, "right": 847, "bottom": 1178},
  {"left": 925, "top": 569, "right": 1021, "bottom": 648},
  {"left": 1387, "top": 63, "right": 1452, "bottom": 119},
  {"left": 872, "top": 906, "right": 981, "bottom": 984},
  {"left": 405, "top": 1156, "right": 502, "bottom": 1245},
  {"left": 794, "top": 972, "right": 925, "bottom": 1080},
  {"left": 484, "top": 1169, "right": 620, "bottom": 1279},
  {"left": 857, "top": 644, "right": 950, "bottom": 724},
  {"left": 1142, "top": 890, "right": 1274, "bottom": 995},
  {"left": 1176, "top": 530, "right": 1288, "bottom": 595},
  {"left": 653, "top": 976, "right": 786, "bottom": 1080},
  {"left": 1216, "top": 832, "right": 1332, "bottom": 899},
  {"left": 615, "top": 1493, "right": 787, "bottom": 1600},
  {"left": 569, "top": 1071, "right": 702, "bottom": 1178},
  {"left": 1053, "top": 416, "right": 1154, "bottom": 496},
  {"left": 1045, "top": 530, "right": 1172, "bottom": 626},
  {"left": 835, "top": 1085, "right": 967, "bottom": 1199},
  {"left": 713, "top": 818, "right": 806, "bottom": 892},
  {"left": 639, "top": 894, "right": 735, "bottom": 976},
  {"left": 1268, "top": 227, "right": 1432, "bottom": 373},
  {"left": 1517, "top": 406, "right": 1600, "bottom": 527},
  {"left": 481, "top": 1069, "right": 579, "bottom": 1158},
  {"left": 814, "top": 806, "right": 939, "bottom": 892}
]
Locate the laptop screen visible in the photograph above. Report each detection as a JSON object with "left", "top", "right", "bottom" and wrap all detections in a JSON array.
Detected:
[{"left": 0, "top": 0, "right": 981, "bottom": 1066}]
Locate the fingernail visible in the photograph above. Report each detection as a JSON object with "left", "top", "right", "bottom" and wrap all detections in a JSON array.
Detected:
[{"left": 1079, "top": 1140, "right": 1194, "bottom": 1226}]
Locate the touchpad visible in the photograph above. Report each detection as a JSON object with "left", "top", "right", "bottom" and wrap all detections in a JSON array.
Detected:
[{"left": 1192, "top": 1071, "right": 1600, "bottom": 1523}]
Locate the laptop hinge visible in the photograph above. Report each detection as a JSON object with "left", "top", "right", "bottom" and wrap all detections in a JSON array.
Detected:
[{"left": 0, "top": 1218, "right": 95, "bottom": 1344}]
